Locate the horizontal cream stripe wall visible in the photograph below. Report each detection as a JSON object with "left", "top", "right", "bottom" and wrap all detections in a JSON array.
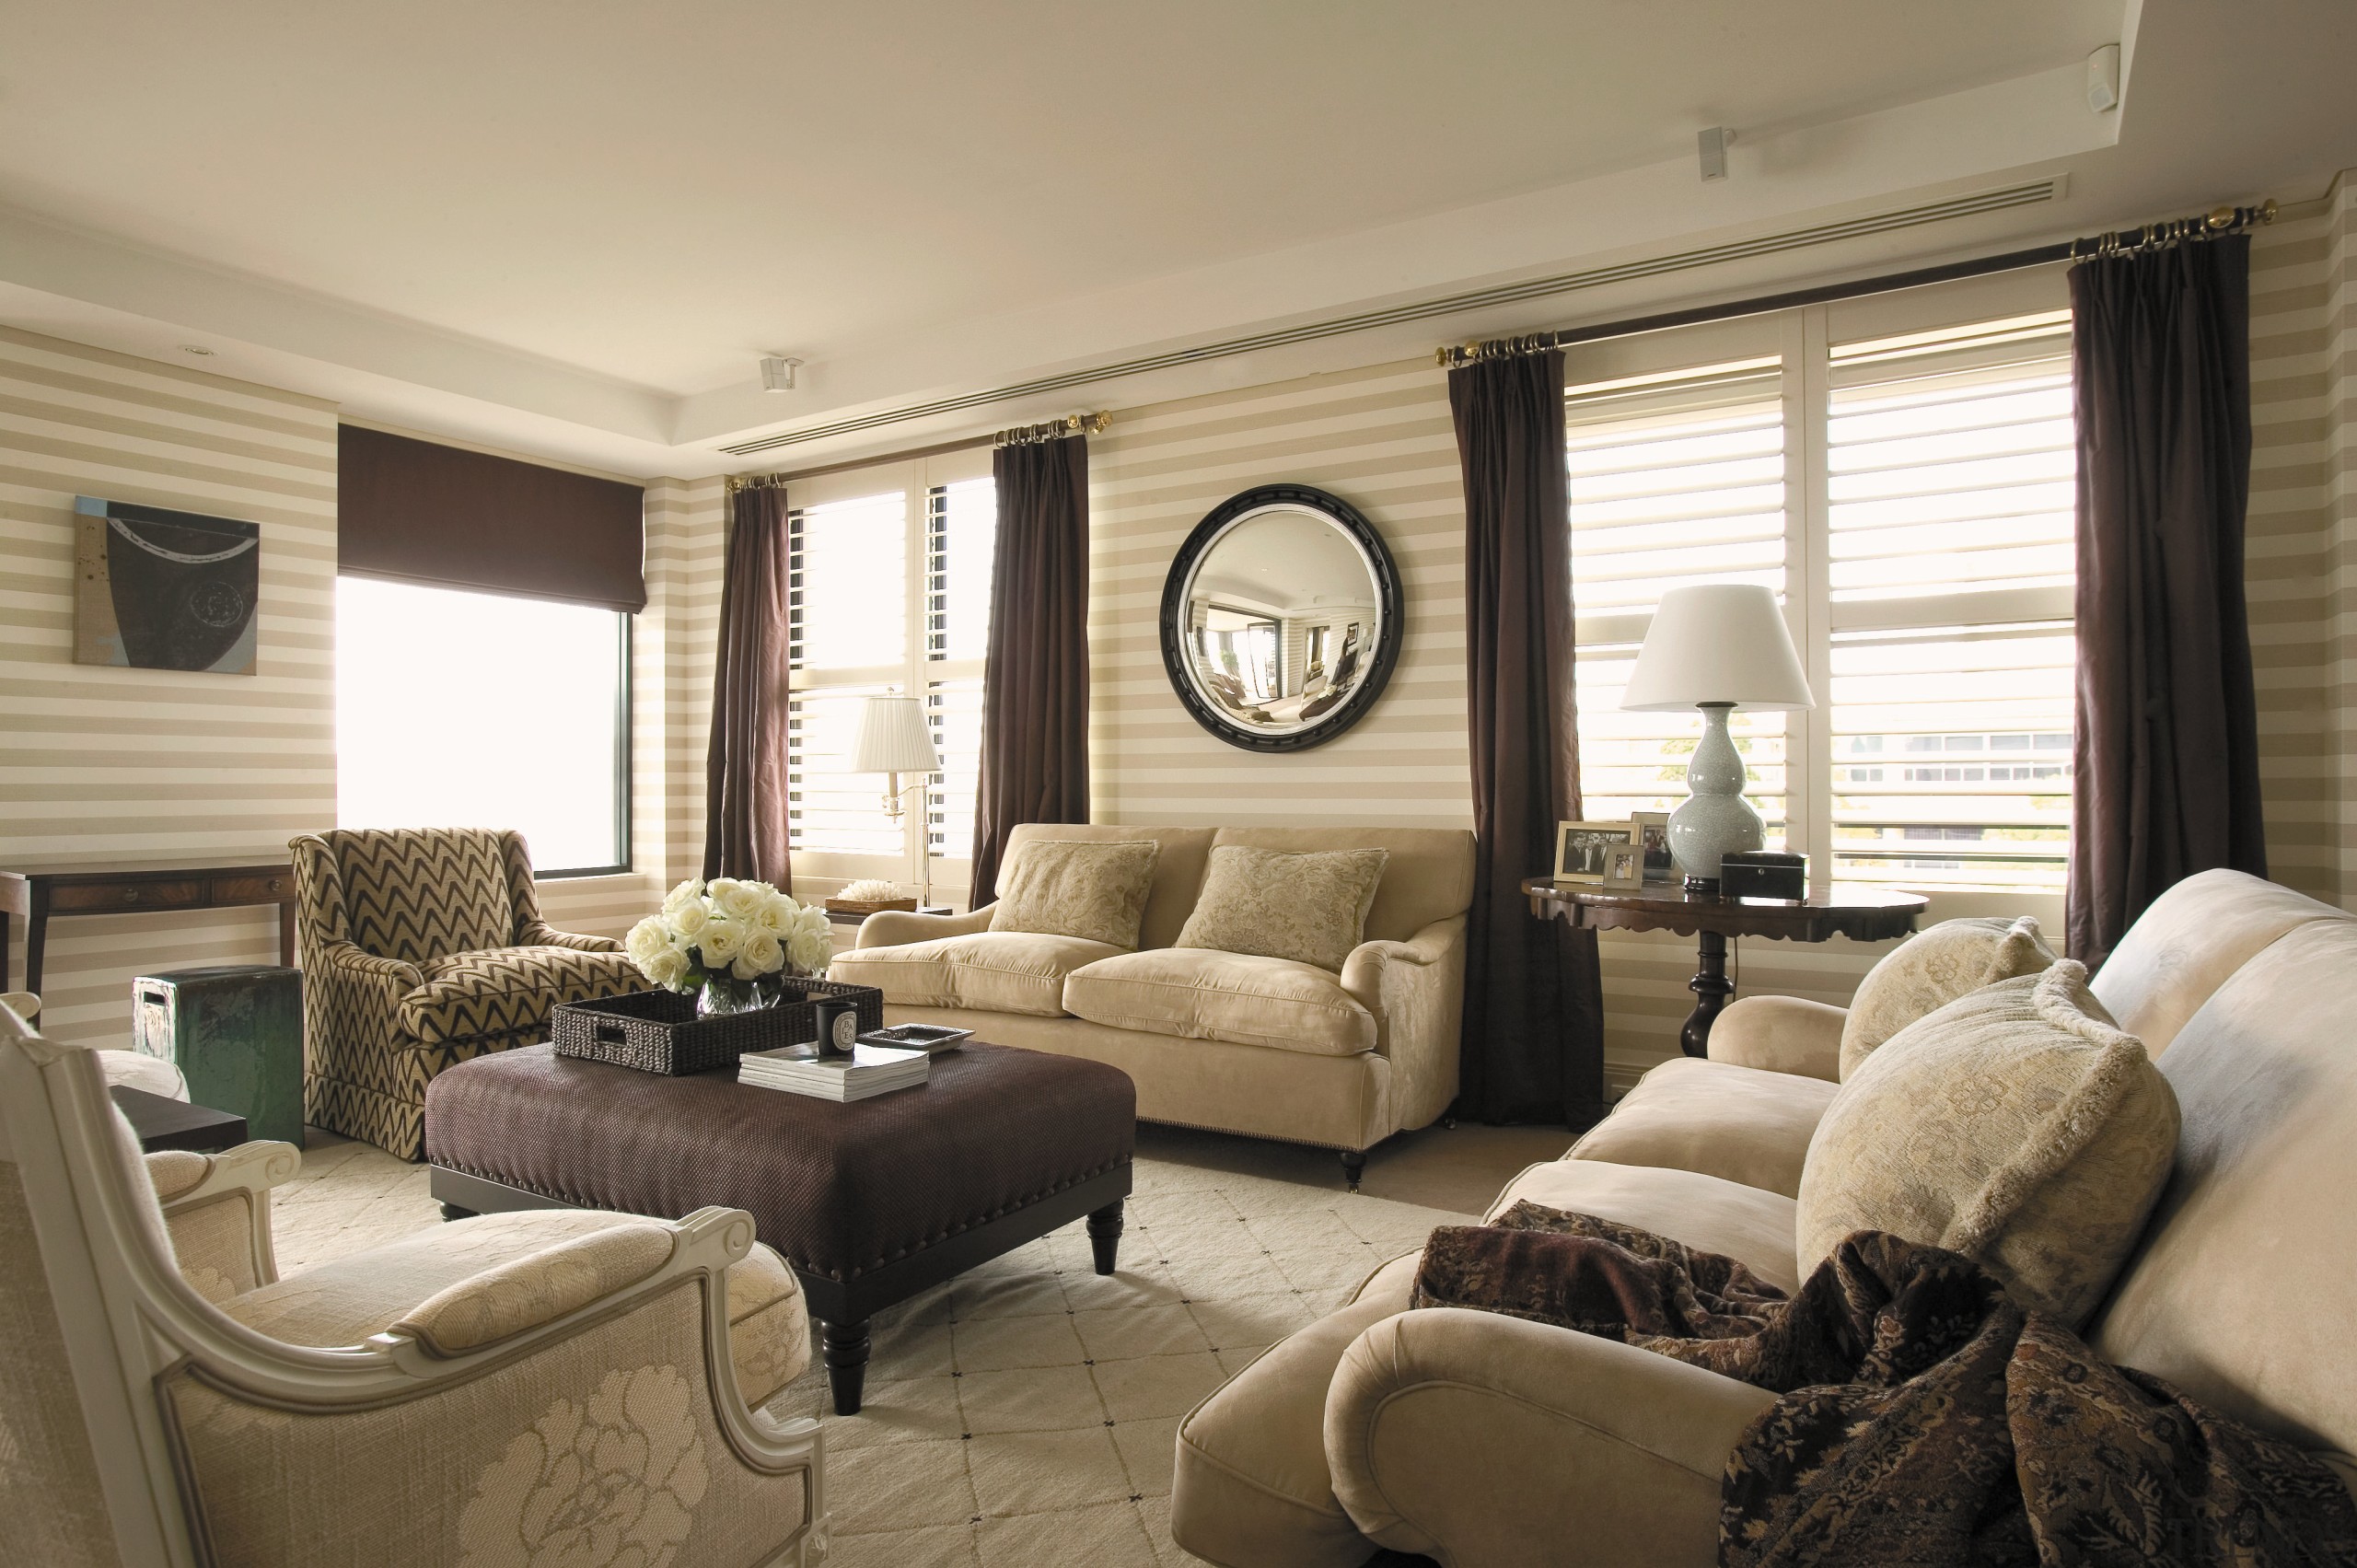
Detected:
[
  {"left": 0, "top": 326, "right": 337, "bottom": 1047},
  {"left": 1086, "top": 358, "right": 1476, "bottom": 831},
  {"left": 2247, "top": 191, "right": 2343, "bottom": 906}
]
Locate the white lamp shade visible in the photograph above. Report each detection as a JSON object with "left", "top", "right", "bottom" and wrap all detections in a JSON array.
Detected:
[
  {"left": 1620, "top": 583, "right": 1816, "bottom": 713},
  {"left": 849, "top": 696, "right": 941, "bottom": 773}
]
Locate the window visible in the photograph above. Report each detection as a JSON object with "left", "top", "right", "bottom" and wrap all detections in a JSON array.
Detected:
[
  {"left": 784, "top": 454, "right": 995, "bottom": 900},
  {"left": 1566, "top": 272, "right": 2075, "bottom": 900},
  {"left": 336, "top": 577, "right": 629, "bottom": 874}
]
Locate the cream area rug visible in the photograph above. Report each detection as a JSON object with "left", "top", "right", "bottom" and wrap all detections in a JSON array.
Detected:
[{"left": 272, "top": 1134, "right": 1468, "bottom": 1567}]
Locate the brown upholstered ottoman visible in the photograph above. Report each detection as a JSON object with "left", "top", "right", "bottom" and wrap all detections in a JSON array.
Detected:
[{"left": 422, "top": 1040, "right": 1134, "bottom": 1414}]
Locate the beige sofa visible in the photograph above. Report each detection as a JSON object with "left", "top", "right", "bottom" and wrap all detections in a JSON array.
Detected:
[
  {"left": 1170, "top": 869, "right": 2357, "bottom": 1566},
  {"left": 830, "top": 824, "right": 1473, "bottom": 1184}
]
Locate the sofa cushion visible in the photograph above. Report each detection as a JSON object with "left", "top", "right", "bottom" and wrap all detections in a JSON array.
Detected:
[
  {"left": 1485, "top": 1157, "right": 1802, "bottom": 1295},
  {"left": 224, "top": 1208, "right": 810, "bottom": 1407},
  {"left": 394, "top": 945, "right": 644, "bottom": 1046},
  {"left": 1175, "top": 845, "right": 1389, "bottom": 972},
  {"left": 1172, "top": 1252, "right": 1419, "bottom": 1568},
  {"left": 830, "top": 931, "right": 1123, "bottom": 1016},
  {"left": 988, "top": 837, "right": 1160, "bottom": 949},
  {"left": 1206, "top": 827, "right": 1474, "bottom": 944},
  {"left": 1840, "top": 914, "right": 2055, "bottom": 1078},
  {"left": 2087, "top": 866, "right": 2353, "bottom": 1057},
  {"left": 1800, "top": 962, "right": 2179, "bottom": 1326},
  {"left": 1569, "top": 1056, "right": 1836, "bottom": 1199},
  {"left": 1062, "top": 948, "right": 1376, "bottom": 1054}
]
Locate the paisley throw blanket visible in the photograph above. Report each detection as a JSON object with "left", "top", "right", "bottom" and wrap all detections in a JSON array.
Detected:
[{"left": 1413, "top": 1204, "right": 2357, "bottom": 1567}]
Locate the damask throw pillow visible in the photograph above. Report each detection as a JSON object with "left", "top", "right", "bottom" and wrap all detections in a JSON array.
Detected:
[
  {"left": 988, "top": 839, "right": 1161, "bottom": 950},
  {"left": 1839, "top": 914, "right": 2056, "bottom": 1079},
  {"left": 1797, "top": 962, "right": 2179, "bottom": 1327},
  {"left": 1173, "top": 845, "right": 1389, "bottom": 972}
]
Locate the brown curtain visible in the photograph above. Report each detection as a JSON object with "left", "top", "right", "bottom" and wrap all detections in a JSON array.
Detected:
[
  {"left": 2066, "top": 237, "right": 2266, "bottom": 970},
  {"left": 970, "top": 435, "right": 1091, "bottom": 904},
  {"left": 1451, "top": 350, "right": 1606, "bottom": 1127},
  {"left": 703, "top": 483, "right": 793, "bottom": 886}
]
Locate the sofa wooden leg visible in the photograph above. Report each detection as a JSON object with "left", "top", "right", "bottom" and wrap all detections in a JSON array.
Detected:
[
  {"left": 439, "top": 1202, "right": 475, "bottom": 1222},
  {"left": 1340, "top": 1150, "right": 1367, "bottom": 1191},
  {"left": 820, "top": 1318, "right": 871, "bottom": 1416},
  {"left": 1086, "top": 1200, "right": 1125, "bottom": 1275}
]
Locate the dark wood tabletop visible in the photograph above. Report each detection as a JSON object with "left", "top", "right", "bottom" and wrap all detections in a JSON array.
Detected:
[
  {"left": 1524, "top": 877, "right": 1927, "bottom": 1058},
  {"left": 1522, "top": 879, "right": 1927, "bottom": 942}
]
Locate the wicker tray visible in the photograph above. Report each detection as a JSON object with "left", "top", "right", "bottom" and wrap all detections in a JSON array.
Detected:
[
  {"left": 552, "top": 978, "right": 887, "bottom": 1075},
  {"left": 824, "top": 897, "right": 919, "bottom": 916}
]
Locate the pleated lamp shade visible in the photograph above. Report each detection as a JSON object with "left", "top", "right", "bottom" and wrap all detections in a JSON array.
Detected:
[
  {"left": 1620, "top": 584, "right": 1816, "bottom": 713},
  {"left": 850, "top": 696, "right": 941, "bottom": 774}
]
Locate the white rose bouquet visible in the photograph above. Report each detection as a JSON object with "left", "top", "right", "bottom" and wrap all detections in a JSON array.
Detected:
[{"left": 626, "top": 877, "right": 833, "bottom": 1008}]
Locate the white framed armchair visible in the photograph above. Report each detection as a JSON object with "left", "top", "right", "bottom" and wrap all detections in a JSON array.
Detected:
[{"left": 0, "top": 1002, "right": 828, "bottom": 1568}]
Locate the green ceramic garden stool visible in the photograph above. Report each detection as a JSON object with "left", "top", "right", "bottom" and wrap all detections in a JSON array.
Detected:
[{"left": 132, "top": 965, "right": 305, "bottom": 1146}]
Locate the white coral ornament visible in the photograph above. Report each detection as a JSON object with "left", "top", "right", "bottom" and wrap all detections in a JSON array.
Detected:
[
  {"left": 839, "top": 878, "right": 901, "bottom": 903},
  {"left": 457, "top": 1365, "right": 708, "bottom": 1568}
]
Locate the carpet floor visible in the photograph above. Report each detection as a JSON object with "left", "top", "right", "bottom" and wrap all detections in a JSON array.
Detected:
[{"left": 268, "top": 1125, "right": 1529, "bottom": 1567}]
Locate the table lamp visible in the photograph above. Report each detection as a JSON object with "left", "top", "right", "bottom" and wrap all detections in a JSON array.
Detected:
[
  {"left": 1618, "top": 583, "right": 1815, "bottom": 888},
  {"left": 849, "top": 696, "right": 941, "bottom": 822}
]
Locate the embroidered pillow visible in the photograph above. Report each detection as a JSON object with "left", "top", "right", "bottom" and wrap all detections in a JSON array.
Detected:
[
  {"left": 988, "top": 839, "right": 1160, "bottom": 950},
  {"left": 1797, "top": 962, "right": 2178, "bottom": 1327},
  {"left": 1173, "top": 845, "right": 1388, "bottom": 972},
  {"left": 1840, "top": 914, "right": 2056, "bottom": 1079}
]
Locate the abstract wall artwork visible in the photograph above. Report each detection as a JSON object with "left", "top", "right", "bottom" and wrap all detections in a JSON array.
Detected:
[{"left": 74, "top": 496, "right": 261, "bottom": 674}]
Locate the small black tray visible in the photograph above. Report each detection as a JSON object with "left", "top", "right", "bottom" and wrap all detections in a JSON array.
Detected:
[{"left": 551, "top": 978, "right": 886, "bottom": 1075}]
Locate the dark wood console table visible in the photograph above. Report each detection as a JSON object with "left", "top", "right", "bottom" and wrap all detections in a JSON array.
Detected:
[
  {"left": 1524, "top": 880, "right": 1927, "bottom": 1057},
  {"left": 0, "top": 860, "right": 298, "bottom": 993}
]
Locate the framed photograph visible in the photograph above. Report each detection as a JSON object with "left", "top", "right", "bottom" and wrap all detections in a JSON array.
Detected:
[
  {"left": 1630, "top": 810, "right": 1673, "bottom": 882},
  {"left": 1600, "top": 843, "right": 1645, "bottom": 890},
  {"left": 1552, "top": 820, "right": 1633, "bottom": 884}
]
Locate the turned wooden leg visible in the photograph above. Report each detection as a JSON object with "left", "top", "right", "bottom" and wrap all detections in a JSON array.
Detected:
[
  {"left": 1340, "top": 1150, "right": 1367, "bottom": 1191},
  {"left": 820, "top": 1318, "right": 871, "bottom": 1416},
  {"left": 1680, "top": 930, "right": 1734, "bottom": 1058},
  {"left": 1086, "top": 1200, "right": 1124, "bottom": 1275}
]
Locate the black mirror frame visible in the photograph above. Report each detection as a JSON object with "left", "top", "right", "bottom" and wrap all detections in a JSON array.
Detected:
[{"left": 1157, "top": 482, "right": 1404, "bottom": 754}]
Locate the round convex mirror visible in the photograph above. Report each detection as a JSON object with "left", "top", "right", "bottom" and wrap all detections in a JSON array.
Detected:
[{"left": 1158, "top": 484, "right": 1403, "bottom": 752}]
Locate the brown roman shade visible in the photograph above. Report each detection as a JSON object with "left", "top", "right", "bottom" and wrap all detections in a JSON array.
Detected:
[{"left": 338, "top": 424, "right": 647, "bottom": 612}]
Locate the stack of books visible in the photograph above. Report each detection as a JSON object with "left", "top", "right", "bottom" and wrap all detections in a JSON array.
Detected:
[{"left": 737, "top": 1042, "right": 930, "bottom": 1102}]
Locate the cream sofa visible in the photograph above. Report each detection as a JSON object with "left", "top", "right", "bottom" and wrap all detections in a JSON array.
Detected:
[
  {"left": 830, "top": 824, "right": 1473, "bottom": 1185},
  {"left": 1170, "top": 868, "right": 2357, "bottom": 1567}
]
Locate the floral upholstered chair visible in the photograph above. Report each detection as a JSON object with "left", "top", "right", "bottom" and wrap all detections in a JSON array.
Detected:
[
  {"left": 290, "top": 827, "right": 644, "bottom": 1157},
  {"left": 0, "top": 1001, "right": 826, "bottom": 1568}
]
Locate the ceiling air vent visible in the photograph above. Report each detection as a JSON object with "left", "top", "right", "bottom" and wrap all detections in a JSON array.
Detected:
[{"left": 720, "top": 178, "right": 2063, "bottom": 457}]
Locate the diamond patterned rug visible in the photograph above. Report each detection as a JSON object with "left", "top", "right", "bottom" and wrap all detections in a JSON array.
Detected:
[{"left": 273, "top": 1132, "right": 1469, "bottom": 1567}]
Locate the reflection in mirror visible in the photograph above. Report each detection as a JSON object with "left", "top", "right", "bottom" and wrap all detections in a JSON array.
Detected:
[{"left": 1160, "top": 485, "right": 1402, "bottom": 752}]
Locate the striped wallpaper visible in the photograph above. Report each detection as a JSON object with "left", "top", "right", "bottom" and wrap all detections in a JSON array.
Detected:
[
  {"left": 1086, "top": 358, "right": 1475, "bottom": 830},
  {"left": 2246, "top": 180, "right": 2356, "bottom": 910},
  {"left": 0, "top": 326, "right": 337, "bottom": 1047}
]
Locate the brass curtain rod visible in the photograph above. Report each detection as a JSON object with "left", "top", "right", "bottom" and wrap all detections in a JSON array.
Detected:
[
  {"left": 724, "top": 412, "right": 1111, "bottom": 489},
  {"left": 1437, "top": 199, "right": 2277, "bottom": 368},
  {"left": 994, "top": 411, "right": 1111, "bottom": 447}
]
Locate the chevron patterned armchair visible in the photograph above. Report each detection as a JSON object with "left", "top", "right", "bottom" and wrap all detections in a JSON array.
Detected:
[{"left": 290, "top": 828, "right": 644, "bottom": 1158}]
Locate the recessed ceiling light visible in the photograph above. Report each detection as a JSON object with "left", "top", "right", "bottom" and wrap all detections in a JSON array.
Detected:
[{"left": 179, "top": 344, "right": 215, "bottom": 356}]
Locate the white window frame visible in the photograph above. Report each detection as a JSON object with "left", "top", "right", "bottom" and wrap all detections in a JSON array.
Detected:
[
  {"left": 785, "top": 447, "right": 993, "bottom": 904},
  {"left": 1566, "top": 268, "right": 2072, "bottom": 929}
]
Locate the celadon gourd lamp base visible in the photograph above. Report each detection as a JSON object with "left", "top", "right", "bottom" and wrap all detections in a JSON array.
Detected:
[{"left": 1666, "top": 702, "right": 1763, "bottom": 884}]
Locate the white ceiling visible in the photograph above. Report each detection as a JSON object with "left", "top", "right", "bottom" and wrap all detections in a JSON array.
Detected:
[{"left": 2, "top": 0, "right": 2351, "bottom": 476}]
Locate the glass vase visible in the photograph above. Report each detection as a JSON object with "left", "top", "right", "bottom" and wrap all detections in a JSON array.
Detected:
[{"left": 697, "top": 973, "right": 769, "bottom": 1016}]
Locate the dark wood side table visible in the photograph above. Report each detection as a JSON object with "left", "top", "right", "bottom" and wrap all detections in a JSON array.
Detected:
[
  {"left": 0, "top": 860, "right": 298, "bottom": 993},
  {"left": 110, "top": 1084, "right": 250, "bottom": 1154},
  {"left": 1523, "top": 880, "right": 1926, "bottom": 1058}
]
